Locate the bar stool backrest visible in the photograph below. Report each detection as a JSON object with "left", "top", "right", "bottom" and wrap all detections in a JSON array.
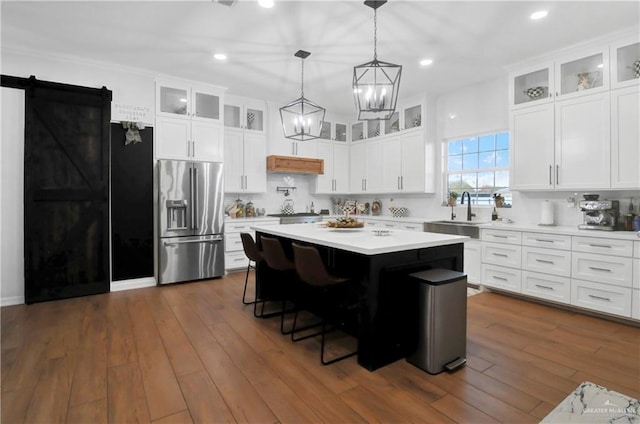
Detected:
[
  {"left": 240, "top": 233, "right": 262, "bottom": 263},
  {"left": 260, "top": 236, "right": 295, "bottom": 271},
  {"left": 292, "top": 243, "right": 338, "bottom": 287}
]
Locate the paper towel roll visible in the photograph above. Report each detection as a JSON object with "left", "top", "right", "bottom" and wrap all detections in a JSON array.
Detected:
[{"left": 540, "top": 200, "right": 554, "bottom": 226}]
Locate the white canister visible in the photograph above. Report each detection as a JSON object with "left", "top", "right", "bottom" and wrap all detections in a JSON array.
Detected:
[{"left": 540, "top": 200, "right": 554, "bottom": 226}]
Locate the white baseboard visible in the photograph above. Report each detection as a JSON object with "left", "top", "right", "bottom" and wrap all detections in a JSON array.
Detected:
[
  {"left": 1, "top": 296, "right": 25, "bottom": 307},
  {"left": 110, "top": 276, "right": 157, "bottom": 292}
]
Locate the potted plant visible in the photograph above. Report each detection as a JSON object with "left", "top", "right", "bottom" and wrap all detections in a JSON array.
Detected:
[
  {"left": 493, "top": 193, "right": 504, "bottom": 208},
  {"left": 448, "top": 191, "right": 458, "bottom": 206}
]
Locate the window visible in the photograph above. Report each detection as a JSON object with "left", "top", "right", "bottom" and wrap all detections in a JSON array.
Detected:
[{"left": 445, "top": 131, "right": 510, "bottom": 206}]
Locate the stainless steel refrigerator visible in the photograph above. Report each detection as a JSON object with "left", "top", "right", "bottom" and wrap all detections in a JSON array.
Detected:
[{"left": 158, "top": 160, "right": 224, "bottom": 284}]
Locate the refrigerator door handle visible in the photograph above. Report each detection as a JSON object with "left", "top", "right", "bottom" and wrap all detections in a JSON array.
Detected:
[
  {"left": 193, "top": 167, "right": 199, "bottom": 230},
  {"left": 163, "top": 237, "right": 223, "bottom": 246},
  {"left": 189, "top": 167, "right": 195, "bottom": 230}
]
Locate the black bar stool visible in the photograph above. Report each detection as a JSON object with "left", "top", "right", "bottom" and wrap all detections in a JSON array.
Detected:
[
  {"left": 239, "top": 232, "right": 261, "bottom": 306},
  {"left": 259, "top": 236, "right": 299, "bottom": 333},
  {"left": 291, "top": 242, "right": 358, "bottom": 365}
]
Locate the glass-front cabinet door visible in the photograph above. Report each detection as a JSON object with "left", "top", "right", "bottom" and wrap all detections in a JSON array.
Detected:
[
  {"left": 223, "top": 97, "right": 265, "bottom": 132},
  {"left": 319, "top": 121, "right": 332, "bottom": 140},
  {"left": 611, "top": 36, "right": 640, "bottom": 89},
  {"left": 351, "top": 122, "right": 364, "bottom": 141},
  {"left": 367, "top": 120, "right": 382, "bottom": 138},
  {"left": 510, "top": 63, "right": 553, "bottom": 108},
  {"left": 555, "top": 47, "right": 609, "bottom": 100},
  {"left": 385, "top": 111, "right": 400, "bottom": 135},
  {"left": 335, "top": 123, "right": 347, "bottom": 142},
  {"left": 403, "top": 104, "right": 422, "bottom": 130},
  {"left": 192, "top": 89, "right": 220, "bottom": 121},
  {"left": 158, "top": 85, "right": 190, "bottom": 117}
]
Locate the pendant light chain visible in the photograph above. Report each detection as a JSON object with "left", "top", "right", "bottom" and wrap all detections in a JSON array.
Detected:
[{"left": 373, "top": 8, "right": 378, "bottom": 61}]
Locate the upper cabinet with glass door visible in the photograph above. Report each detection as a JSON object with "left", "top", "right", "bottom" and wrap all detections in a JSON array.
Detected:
[
  {"left": 320, "top": 120, "right": 348, "bottom": 142},
  {"left": 611, "top": 35, "right": 640, "bottom": 89},
  {"left": 509, "top": 62, "right": 554, "bottom": 109},
  {"left": 351, "top": 122, "right": 365, "bottom": 142},
  {"left": 156, "top": 79, "right": 223, "bottom": 123},
  {"left": 555, "top": 46, "right": 609, "bottom": 101},
  {"left": 224, "top": 95, "right": 266, "bottom": 133}
]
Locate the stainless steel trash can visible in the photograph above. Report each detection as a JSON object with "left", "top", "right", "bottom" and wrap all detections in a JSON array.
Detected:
[{"left": 406, "top": 268, "right": 467, "bottom": 374}]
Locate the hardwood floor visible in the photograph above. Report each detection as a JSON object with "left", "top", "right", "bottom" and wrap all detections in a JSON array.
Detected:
[{"left": 2, "top": 271, "right": 639, "bottom": 423}]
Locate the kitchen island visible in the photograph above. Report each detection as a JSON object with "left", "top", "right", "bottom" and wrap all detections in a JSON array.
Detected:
[{"left": 252, "top": 223, "right": 469, "bottom": 371}]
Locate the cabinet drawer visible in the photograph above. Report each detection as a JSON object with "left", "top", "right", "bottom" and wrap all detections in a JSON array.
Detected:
[
  {"left": 571, "top": 279, "right": 632, "bottom": 317},
  {"left": 482, "top": 243, "right": 522, "bottom": 268},
  {"left": 399, "top": 222, "right": 423, "bottom": 231},
  {"left": 378, "top": 221, "right": 400, "bottom": 229},
  {"left": 633, "top": 289, "right": 640, "bottom": 320},
  {"left": 481, "top": 229, "right": 521, "bottom": 245},
  {"left": 522, "top": 246, "right": 571, "bottom": 277},
  {"left": 522, "top": 271, "right": 570, "bottom": 304},
  {"left": 225, "top": 222, "right": 254, "bottom": 233},
  {"left": 572, "top": 236, "right": 633, "bottom": 257},
  {"left": 225, "top": 251, "right": 249, "bottom": 270},
  {"left": 522, "top": 232, "right": 572, "bottom": 250},
  {"left": 572, "top": 252, "right": 633, "bottom": 287},
  {"left": 224, "top": 232, "right": 245, "bottom": 252},
  {"left": 481, "top": 264, "right": 521, "bottom": 293},
  {"left": 634, "top": 259, "right": 640, "bottom": 290}
]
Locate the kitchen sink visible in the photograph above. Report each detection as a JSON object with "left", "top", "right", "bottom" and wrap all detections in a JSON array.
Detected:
[{"left": 424, "top": 220, "right": 488, "bottom": 239}]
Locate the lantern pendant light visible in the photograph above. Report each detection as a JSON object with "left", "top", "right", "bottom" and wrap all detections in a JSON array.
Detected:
[
  {"left": 280, "top": 50, "right": 326, "bottom": 141},
  {"left": 353, "top": 0, "right": 402, "bottom": 121}
]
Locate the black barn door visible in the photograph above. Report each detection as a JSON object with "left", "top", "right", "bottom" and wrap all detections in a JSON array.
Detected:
[{"left": 24, "top": 77, "right": 112, "bottom": 303}]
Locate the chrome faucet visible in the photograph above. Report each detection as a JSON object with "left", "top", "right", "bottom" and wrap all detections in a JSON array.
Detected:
[{"left": 460, "top": 191, "right": 476, "bottom": 221}]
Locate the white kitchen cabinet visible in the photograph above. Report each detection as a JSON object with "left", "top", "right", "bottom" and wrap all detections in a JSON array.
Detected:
[
  {"left": 349, "top": 139, "right": 383, "bottom": 193},
  {"left": 611, "top": 86, "right": 640, "bottom": 189},
  {"left": 522, "top": 271, "right": 570, "bottom": 305},
  {"left": 482, "top": 264, "right": 522, "bottom": 293},
  {"left": 351, "top": 122, "right": 365, "bottom": 142},
  {"left": 610, "top": 36, "right": 640, "bottom": 90},
  {"left": 319, "top": 121, "right": 349, "bottom": 142},
  {"left": 381, "top": 131, "right": 426, "bottom": 193},
  {"left": 572, "top": 252, "right": 633, "bottom": 288},
  {"left": 571, "top": 279, "right": 632, "bottom": 317},
  {"left": 156, "top": 79, "right": 223, "bottom": 122},
  {"left": 155, "top": 79, "right": 224, "bottom": 162},
  {"left": 314, "top": 141, "right": 349, "bottom": 193},
  {"left": 156, "top": 116, "right": 223, "bottom": 162},
  {"left": 522, "top": 246, "right": 571, "bottom": 277},
  {"left": 555, "top": 92, "right": 611, "bottom": 190},
  {"left": 555, "top": 46, "right": 609, "bottom": 101},
  {"left": 482, "top": 242, "right": 522, "bottom": 268},
  {"left": 510, "top": 104, "right": 555, "bottom": 190},
  {"left": 224, "top": 95, "right": 266, "bottom": 133},
  {"left": 224, "top": 218, "right": 279, "bottom": 271},
  {"left": 464, "top": 240, "right": 481, "bottom": 284},
  {"left": 224, "top": 128, "right": 266, "bottom": 193},
  {"left": 509, "top": 62, "right": 554, "bottom": 109}
]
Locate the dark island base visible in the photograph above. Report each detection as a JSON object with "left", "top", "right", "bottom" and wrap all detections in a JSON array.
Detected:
[{"left": 255, "top": 231, "right": 464, "bottom": 371}]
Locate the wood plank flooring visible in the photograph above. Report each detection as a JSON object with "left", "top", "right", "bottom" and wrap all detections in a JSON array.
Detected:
[{"left": 2, "top": 271, "right": 639, "bottom": 423}]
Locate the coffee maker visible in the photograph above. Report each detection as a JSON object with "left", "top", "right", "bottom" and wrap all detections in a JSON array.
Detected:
[{"left": 578, "top": 195, "right": 619, "bottom": 231}]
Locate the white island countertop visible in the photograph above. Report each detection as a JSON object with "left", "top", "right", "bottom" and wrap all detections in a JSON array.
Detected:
[{"left": 251, "top": 223, "right": 469, "bottom": 256}]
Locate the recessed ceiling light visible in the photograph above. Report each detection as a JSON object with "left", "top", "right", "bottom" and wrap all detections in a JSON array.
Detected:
[
  {"left": 214, "top": 53, "right": 227, "bottom": 61},
  {"left": 530, "top": 10, "right": 548, "bottom": 20},
  {"left": 420, "top": 58, "right": 434, "bottom": 67},
  {"left": 258, "top": 0, "right": 274, "bottom": 8}
]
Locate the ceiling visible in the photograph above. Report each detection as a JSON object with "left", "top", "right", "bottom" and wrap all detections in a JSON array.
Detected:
[{"left": 2, "top": 1, "right": 639, "bottom": 118}]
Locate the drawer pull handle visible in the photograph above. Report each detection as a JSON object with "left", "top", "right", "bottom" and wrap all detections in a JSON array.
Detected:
[
  {"left": 492, "top": 235, "right": 509, "bottom": 239},
  {"left": 535, "top": 284, "right": 554, "bottom": 290},
  {"left": 535, "top": 259, "right": 555, "bottom": 264},
  {"left": 492, "top": 253, "right": 508, "bottom": 257},
  {"left": 588, "top": 266, "right": 612, "bottom": 273},
  {"left": 535, "top": 239, "right": 554, "bottom": 243},
  {"left": 234, "top": 258, "right": 245, "bottom": 262},
  {"left": 588, "top": 294, "right": 611, "bottom": 302},
  {"left": 588, "top": 243, "right": 611, "bottom": 249},
  {"left": 492, "top": 276, "right": 508, "bottom": 281}
]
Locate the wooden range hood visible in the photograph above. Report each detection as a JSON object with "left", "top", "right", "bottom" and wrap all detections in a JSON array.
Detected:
[{"left": 266, "top": 155, "right": 324, "bottom": 175}]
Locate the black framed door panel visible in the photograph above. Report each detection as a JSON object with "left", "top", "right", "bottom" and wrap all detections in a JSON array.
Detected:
[{"left": 24, "top": 78, "right": 112, "bottom": 303}]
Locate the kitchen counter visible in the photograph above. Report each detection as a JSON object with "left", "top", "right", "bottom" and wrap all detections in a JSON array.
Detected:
[
  {"left": 477, "top": 222, "right": 640, "bottom": 240},
  {"left": 252, "top": 222, "right": 466, "bottom": 371},
  {"left": 251, "top": 223, "right": 469, "bottom": 255}
]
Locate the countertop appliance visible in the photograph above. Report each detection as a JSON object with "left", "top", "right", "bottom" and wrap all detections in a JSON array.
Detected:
[
  {"left": 578, "top": 198, "right": 619, "bottom": 231},
  {"left": 158, "top": 160, "right": 224, "bottom": 284},
  {"left": 267, "top": 212, "right": 322, "bottom": 225}
]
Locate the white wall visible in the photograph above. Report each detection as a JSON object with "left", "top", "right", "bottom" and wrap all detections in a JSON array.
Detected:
[{"left": 1, "top": 88, "right": 25, "bottom": 306}]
